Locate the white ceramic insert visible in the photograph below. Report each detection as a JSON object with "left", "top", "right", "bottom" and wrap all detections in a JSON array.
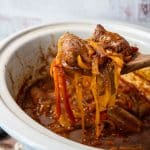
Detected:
[{"left": 0, "top": 21, "right": 150, "bottom": 150}]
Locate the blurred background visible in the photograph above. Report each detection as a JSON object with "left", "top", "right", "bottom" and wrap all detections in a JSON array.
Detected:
[
  {"left": 0, "top": 0, "right": 150, "bottom": 40},
  {"left": 0, "top": 0, "right": 150, "bottom": 149}
]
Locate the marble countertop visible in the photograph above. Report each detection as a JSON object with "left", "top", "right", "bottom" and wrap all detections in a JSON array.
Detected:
[{"left": 0, "top": 0, "right": 150, "bottom": 41}]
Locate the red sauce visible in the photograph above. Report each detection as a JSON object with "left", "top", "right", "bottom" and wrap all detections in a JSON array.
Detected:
[{"left": 17, "top": 76, "right": 150, "bottom": 150}]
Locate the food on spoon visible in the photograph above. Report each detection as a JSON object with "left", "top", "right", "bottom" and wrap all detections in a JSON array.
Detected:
[{"left": 50, "top": 24, "right": 138, "bottom": 137}]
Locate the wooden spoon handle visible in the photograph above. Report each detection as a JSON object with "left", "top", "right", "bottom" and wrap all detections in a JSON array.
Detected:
[{"left": 121, "top": 53, "right": 150, "bottom": 74}]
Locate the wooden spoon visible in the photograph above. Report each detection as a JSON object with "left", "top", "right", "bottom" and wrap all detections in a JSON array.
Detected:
[{"left": 121, "top": 53, "right": 150, "bottom": 74}]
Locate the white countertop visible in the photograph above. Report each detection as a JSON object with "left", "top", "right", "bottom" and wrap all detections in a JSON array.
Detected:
[{"left": 0, "top": 0, "right": 150, "bottom": 40}]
